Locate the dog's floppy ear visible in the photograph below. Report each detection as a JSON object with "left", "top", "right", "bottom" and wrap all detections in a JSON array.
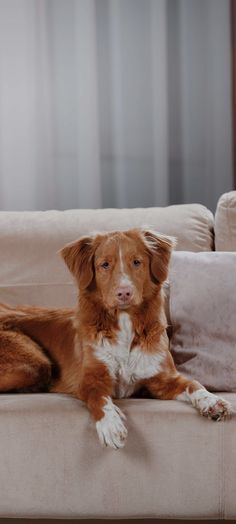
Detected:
[
  {"left": 60, "top": 236, "right": 95, "bottom": 289},
  {"left": 142, "top": 230, "right": 176, "bottom": 284}
]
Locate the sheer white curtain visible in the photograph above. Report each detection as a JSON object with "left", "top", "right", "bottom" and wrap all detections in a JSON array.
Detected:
[{"left": 0, "top": 0, "right": 233, "bottom": 211}]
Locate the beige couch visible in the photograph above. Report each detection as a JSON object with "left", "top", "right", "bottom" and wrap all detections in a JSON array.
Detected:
[{"left": 0, "top": 191, "right": 235, "bottom": 520}]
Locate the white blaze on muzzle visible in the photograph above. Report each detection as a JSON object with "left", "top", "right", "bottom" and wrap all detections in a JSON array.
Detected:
[{"left": 118, "top": 247, "right": 134, "bottom": 288}]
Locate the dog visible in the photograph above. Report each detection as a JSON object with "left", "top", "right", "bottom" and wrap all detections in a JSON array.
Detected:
[{"left": 0, "top": 228, "right": 232, "bottom": 448}]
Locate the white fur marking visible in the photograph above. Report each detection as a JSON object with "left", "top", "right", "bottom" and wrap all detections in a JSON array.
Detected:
[
  {"left": 96, "top": 396, "right": 127, "bottom": 449},
  {"left": 119, "top": 274, "right": 133, "bottom": 287},
  {"left": 119, "top": 247, "right": 125, "bottom": 273},
  {"left": 176, "top": 391, "right": 188, "bottom": 402},
  {"left": 176, "top": 388, "right": 232, "bottom": 420},
  {"left": 118, "top": 248, "right": 133, "bottom": 288},
  {"left": 94, "top": 313, "right": 165, "bottom": 398}
]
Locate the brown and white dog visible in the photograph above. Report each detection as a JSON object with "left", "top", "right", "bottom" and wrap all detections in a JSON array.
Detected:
[{"left": 0, "top": 229, "right": 232, "bottom": 448}]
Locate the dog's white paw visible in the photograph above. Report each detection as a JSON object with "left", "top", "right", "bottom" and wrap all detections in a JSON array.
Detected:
[
  {"left": 96, "top": 397, "right": 127, "bottom": 449},
  {"left": 191, "top": 390, "right": 232, "bottom": 421}
]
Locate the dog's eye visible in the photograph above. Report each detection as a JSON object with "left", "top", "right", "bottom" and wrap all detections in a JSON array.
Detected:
[
  {"left": 133, "top": 259, "right": 141, "bottom": 267},
  {"left": 101, "top": 261, "right": 110, "bottom": 269}
]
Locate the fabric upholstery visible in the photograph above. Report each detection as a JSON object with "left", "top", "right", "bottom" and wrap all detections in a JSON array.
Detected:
[
  {"left": 169, "top": 251, "right": 236, "bottom": 391},
  {"left": 0, "top": 205, "right": 213, "bottom": 307},
  {"left": 0, "top": 392, "right": 235, "bottom": 519},
  {"left": 0, "top": 204, "right": 235, "bottom": 519},
  {"left": 215, "top": 191, "right": 236, "bottom": 251}
]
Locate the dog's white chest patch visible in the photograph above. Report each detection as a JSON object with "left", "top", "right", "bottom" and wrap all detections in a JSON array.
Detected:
[{"left": 94, "top": 313, "right": 164, "bottom": 398}]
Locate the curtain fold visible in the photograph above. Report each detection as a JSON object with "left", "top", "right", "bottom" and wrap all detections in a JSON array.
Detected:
[{"left": 0, "top": 0, "right": 233, "bottom": 211}]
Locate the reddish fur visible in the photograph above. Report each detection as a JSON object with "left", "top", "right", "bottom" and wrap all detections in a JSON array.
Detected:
[
  {"left": 0, "top": 229, "right": 207, "bottom": 422},
  {"left": 79, "top": 352, "right": 113, "bottom": 420},
  {"left": 146, "top": 372, "right": 202, "bottom": 400},
  {"left": 0, "top": 329, "right": 51, "bottom": 391}
]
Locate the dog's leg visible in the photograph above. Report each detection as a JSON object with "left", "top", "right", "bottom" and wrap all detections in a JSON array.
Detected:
[
  {"left": 79, "top": 361, "right": 127, "bottom": 449},
  {"left": 0, "top": 330, "right": 51, "bottom": 392},
  {"left": 145, "top": 371, "right": 232, "bottom": 420}
]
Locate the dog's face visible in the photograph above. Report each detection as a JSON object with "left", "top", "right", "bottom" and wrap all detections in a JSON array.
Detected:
[{"left": 61, "top": 229, "right": 174, "bottom": 310}]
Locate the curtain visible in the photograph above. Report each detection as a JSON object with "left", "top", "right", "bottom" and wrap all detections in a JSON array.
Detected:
[{"left": 0, "top": 0, "right": 233, "bottom": 211}]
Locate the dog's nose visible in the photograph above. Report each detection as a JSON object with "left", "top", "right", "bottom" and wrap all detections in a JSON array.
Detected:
[{"left": 116, "top": 285, "right": 133, "bottom": 303}]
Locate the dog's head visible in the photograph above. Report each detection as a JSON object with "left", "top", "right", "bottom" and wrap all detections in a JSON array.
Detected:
[{"left": 61, "top": 229, "right": 175, "bottom": 310}]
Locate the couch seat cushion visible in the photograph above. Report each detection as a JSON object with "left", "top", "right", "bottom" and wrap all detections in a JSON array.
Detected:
[{"left": 0, "top": 392, "right": 235, "bottom": 519}]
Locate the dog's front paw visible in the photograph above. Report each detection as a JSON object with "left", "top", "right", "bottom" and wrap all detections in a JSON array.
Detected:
[
  {"left": 191, "top": 390, "right": 232, "bottom": 421},
  {"left": 96, "top": 397, "right": 127, "bottom": 449},
  {"left": 206, "top": 397, "right": 232, "bottom": 421}
]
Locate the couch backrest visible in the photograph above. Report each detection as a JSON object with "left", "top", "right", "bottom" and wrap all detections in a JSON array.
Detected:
[
  {"left": 215, "top": 191, "right": 236, "bottom": 251},
  {"left": 0, "top": 204, "right": 214, "bottom": 307}
]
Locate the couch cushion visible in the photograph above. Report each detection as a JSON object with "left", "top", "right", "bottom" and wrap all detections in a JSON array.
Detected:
[
  {"left": 215, "top": 191, "right": 236, "bottom": 251},
  {"left": 169, "top": 251, "right": 236, "bottom": 391},
  {"left": 0, "top": 392, "right": 234, "bottom": 519},
  {"left": 0, "top": 206, "right": 213, "bottom": 307}
]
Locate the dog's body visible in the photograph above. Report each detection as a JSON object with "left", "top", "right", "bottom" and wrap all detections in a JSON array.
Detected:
[{"left": 0, "top": 229, "right": 232, "bottom": 448}]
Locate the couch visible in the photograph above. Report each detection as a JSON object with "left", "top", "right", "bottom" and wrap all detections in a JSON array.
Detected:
[{"left": 0, "top": 191, "right": 235, "bottom": 520}]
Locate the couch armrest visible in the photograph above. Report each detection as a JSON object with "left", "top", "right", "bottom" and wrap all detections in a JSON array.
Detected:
[{"left": 215, "top": 191, "right": 236, "bottom": 251}]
